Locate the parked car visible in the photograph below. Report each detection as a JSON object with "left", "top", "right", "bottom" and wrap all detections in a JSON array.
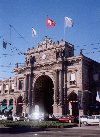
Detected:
[
  {"left": 7, "top": 115, "right": 13, "bottom": 121},
  {"left": 47, "top": 114, "right": 56, "bottom": 121},
  {"left": 13, "top": 114, "right": 25, "bottom": 121},
  {"left": 79, "top": 115, "right": 89, "bottom": 123},
  {"left": 58, "top": 115, "right": 75, "bottom": 123},
  {"left": 80, "top": 115, "right": 100, "bottom": 125},
  {"left": 0, "top": 115, "right": 7, "bottom": 120}
]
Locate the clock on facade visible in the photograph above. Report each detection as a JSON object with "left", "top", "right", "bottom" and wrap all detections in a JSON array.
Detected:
[{"left": 42, "top": 54, "right": 46, "bottom": 60}]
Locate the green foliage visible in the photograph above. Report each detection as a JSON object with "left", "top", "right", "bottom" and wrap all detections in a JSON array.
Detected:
[{"left": 0, "top": 120, "right": 77, "bottom": 128}]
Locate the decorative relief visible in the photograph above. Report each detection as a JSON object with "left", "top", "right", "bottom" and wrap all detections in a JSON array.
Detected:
[{"left": 67, "top": 58, "right": 81, "bottom": 66}]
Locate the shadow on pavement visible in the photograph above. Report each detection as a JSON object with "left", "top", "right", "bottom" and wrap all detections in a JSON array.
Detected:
[{"left": 0, "top": 127, "right": 47, "bottom": 134}]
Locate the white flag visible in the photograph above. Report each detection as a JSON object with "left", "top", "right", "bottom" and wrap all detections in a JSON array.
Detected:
[
  {"left": 64, "top": 17, "right": 73, "bottom": 28},
  {"left": 32, "top": 27, "right": 36, "bottom": 37}
]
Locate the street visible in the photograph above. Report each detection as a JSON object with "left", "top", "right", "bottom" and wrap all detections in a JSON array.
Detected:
[{"left": 0, "top": 126, "right": 100, "bottom": 137}]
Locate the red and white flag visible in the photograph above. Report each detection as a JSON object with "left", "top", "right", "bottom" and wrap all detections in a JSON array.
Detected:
[{"left": 47, "top": 18, "right": 56, "bottom": 27}]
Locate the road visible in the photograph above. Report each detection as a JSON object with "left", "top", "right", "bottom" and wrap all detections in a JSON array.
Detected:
[{"left": 0, "top": 126, "right": 100, "bottom": 137}]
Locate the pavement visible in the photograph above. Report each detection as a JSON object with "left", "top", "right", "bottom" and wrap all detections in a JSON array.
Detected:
[
  {"left": 72, "top": 125, "right": 100, "bottom": 130},
  {"left": 0, "top": 125, "right": 100, "bottom": 137}
]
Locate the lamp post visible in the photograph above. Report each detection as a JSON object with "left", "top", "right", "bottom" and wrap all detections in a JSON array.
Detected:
[
  {"left": 78, "top": 90, "right": 83, "bottom": 127},
  {"left": 29, "top": 56, "right": 34, "bottom": 114}
]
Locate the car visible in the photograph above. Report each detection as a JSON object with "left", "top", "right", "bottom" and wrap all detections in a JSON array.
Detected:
[
  {"left": 13, "top": 114, "right": 25, "bottom": 121},
  {"left": 58, "top": 115, "right": 75, "bottom": 123},
  {"left": 0, "top": 115, "right": 7, "bottom": 120},
  {"left": 7, "top": 115, "right": 13, "bottom": 121},
  {"left": 80, "top": 115, "right": 100, "bottom": 125},
  {"left": 24, "top": 116, "right": 29, "bottom": 121},
  {"left": 79, "top": 115, "right": 89, "bottom": 123}
]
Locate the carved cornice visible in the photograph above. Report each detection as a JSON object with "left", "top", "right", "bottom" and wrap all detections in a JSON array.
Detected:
[
  {"left": 67, "top": 58, "right": 82, "bottom": 66},
  {"left": 67, "top": 69, "right": 78, "bottom": 72}
]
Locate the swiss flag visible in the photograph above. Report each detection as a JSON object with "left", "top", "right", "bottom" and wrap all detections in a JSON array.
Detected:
[{"left": 47, "top": 18, "right": 56, "bottom": 27}]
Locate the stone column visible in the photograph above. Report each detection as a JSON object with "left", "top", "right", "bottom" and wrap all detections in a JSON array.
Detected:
[
  {"left": 2, "top": 83, "right": 4, "bottom": 94},
  {"left": 7, "top": 99, "right": 9, "bottom": 108},
  {"left": 63, "top": 70, "right": 68, "bottom": 115},
  {"left": 12, "top": 98, "right": 17, "bottom": 115},
  {"left": 8, "top": 78, "right": 11, "bottom": 95},
  {"left": 24, "top": 76, "right": 26, "bottom": 91},
  {"left": 55, "top": 70, "right": 59, "bottom": 104},
  {"left": 17, "top": 77, "right": 19, "bottom": 91},
  {"left": 59, "top": 70, "right": 63, "bottom": 105},
  {"left": 53, "top": 70, "right": 59, "bottom": 115},
  {"left": 22, "top": 103, "right": 27, "bottom": 116},
  {"left": 28, "top": 74, "right": 32, "bottom": 113},
  {"left": 22, "top": 74, "right": 30, "bottom": 116},
  {"left": 58, "top": 69, "right": 63, "bottom": 115},
  {"left": 24, "top": 75, "right": 28, "bottom": 105},
  {"left": 69, "top": 101, "right": 72, "bottom": 115}
]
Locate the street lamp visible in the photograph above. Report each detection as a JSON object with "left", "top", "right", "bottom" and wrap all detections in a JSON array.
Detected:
[{"left": 78, "top": 90, "right": 83, "bottom": 127}]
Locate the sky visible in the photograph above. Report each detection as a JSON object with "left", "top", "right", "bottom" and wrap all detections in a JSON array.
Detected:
[{"left": 0, "top": 0, "right": 100, "bottom": 80}]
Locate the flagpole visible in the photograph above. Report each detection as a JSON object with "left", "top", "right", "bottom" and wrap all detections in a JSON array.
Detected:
[
  {"left": 9, "top": 25, "right": 12, "bottom": 45},
  {"left": 45, "top": 15, "right": 48, "bottom": 36},
  {"left": 64, "top": 25, "right": 66, "bottom": 41}
]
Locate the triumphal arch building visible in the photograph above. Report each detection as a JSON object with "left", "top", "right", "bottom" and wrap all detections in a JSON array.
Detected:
[
  {"left": 0, "top": 36, "right": 100, "bottom": 117},
  {"left": 14, "top": 36, "right": 81, "bottom": 117}
]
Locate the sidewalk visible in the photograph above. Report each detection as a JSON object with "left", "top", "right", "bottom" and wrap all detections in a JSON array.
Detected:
[{"left": 72, "top": 125, "right": 100, "bottom": 130}]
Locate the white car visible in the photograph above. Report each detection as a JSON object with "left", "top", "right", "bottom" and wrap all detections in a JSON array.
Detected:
[
  {"left": 81, "top": 115, "right": 100, "bottom": 125},
  {"left": 80, "top": 115, "right": 89, "bottom": 123},
  {"left": 0, "top": 115, "right": 7, "bottom": 120},
  {"left": 13, "top": 115, "right": 25, "bottom": 121}
]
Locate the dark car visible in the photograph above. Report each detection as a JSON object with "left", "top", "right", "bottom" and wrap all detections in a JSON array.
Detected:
[{"left": 7, "top": 115, "right": 13, "bottom": 121}]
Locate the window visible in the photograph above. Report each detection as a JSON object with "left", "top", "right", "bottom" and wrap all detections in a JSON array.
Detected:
[
  {"left": 19, "top": 80, "right": 23, "bottom": 90},
  {"left": 69, "top": 51, "right": 71, "bottom": 57},
  {"left": 70, "top": 73, "right": 76, "bottom": 85},
  {"left": 12, "top": 83, "right": 14, "bottom": 89},
  {"left": 5, "top": 85, "right": 8, "bottom": 93},
  {"left": 10, "top": 83, "right": 14, "bottom": 93},
  {"left": 96, "top": 116, "right": 100, "bottom": 119},
  {"left": 5, "top": 85, "right": 8, "bottom": 90},
  {"left": 93, "top": 74, "right": 99, "bottom": 81}
]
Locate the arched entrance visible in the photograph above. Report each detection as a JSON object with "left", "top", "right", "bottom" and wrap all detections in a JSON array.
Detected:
[
  {"left": 1, "top": 99, "right": 7, "bottom": 114},
  {"left": 34, "top": 75, "right": 54, "bottom": 114},
  {"left": 16, "top": 96, "right": 23, "bottom": 115},
  {"left": 5, "top": 99, "right": 13, "bottom": 115},
  {"left": 68, "top": 92, "right": 78, "bottom": 117}
]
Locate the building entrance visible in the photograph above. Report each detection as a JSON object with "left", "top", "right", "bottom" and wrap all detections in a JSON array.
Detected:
[
  {"left": 34, "top": 75, "right": 54, "bottom": 114},
  {"left": 68, "top": 92, "right": 78, "bottom": 117}
]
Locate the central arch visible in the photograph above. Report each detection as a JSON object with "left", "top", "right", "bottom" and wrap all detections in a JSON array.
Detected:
[{"left": 34, "top": 75, "right": 54, "bottom": 114}]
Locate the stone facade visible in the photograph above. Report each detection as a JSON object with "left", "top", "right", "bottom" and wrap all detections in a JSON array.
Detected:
[{"left": 0, "top": 36, "right": 100, "bottom": 117}]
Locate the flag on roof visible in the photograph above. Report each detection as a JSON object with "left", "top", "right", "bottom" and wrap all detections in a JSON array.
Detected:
[
  {"left": 47, "top": 18, "right": 56, "bottom": 27},
  {"left": 64, "top": 17, "right": 73, "bottom": 27},
  {"left": 96, "top": 91, "right": 100, "bottom": 102},
  {"left": 32, "top": 28, "right": 36, "bottom": 37}
]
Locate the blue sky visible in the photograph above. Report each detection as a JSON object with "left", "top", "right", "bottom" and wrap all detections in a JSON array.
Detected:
[{"left": 0, "top": 0, "right": 100, "bottom": 79}]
